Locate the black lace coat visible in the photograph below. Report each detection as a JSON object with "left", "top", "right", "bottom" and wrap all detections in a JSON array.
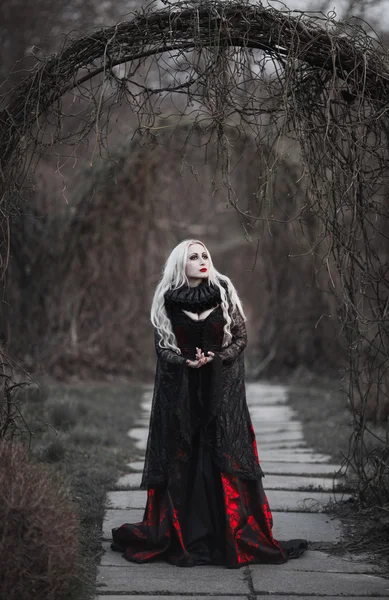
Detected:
[{"left": 141, "top": 303, "right": 264, "bottom": 503}]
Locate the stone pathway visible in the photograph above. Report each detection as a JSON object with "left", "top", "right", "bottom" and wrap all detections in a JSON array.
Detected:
[{"left": 96, "top": 382, "right": 389, "bottom": 599}]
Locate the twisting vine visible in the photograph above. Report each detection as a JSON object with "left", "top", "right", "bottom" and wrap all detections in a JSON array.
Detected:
[{"left": 0, "top": 0, "right": 389, "bottom": 504}]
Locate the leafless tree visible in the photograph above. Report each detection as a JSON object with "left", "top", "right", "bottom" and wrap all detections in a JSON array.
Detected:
[{"left": 0, "top": 0, "right": 388, "bottom": 505}]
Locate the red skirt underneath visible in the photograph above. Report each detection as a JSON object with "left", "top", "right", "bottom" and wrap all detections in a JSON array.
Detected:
[{"left": 111, "top": 430, "right": 306, "bottom": 568}]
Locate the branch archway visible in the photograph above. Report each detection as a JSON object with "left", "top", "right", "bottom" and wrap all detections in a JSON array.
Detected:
[{"left": 1, "top": 0, "right": 389, "bottom": 505}]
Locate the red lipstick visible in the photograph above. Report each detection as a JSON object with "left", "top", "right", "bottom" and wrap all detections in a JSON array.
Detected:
[{"left": 200, "top": 268, "right": 207, "bottom": 272}]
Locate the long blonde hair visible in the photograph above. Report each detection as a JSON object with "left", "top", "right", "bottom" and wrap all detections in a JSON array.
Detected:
[{"left": 150, "top": 239, "right": 246, "bottom": 352}]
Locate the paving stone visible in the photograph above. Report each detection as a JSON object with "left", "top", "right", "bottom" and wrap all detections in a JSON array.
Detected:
[
  {"left": 103, "top": 509, "right": 144, "bottom": 539},
  {"left": 127, "top": 461, "right": 144, "bottom": 471},
  {"left": 128, "top": 442, "right": 331, "bottom": 463},
  {"left": 247, "top": 381, "right": 288, "bottom": 392},
  {"left": 102, "top": 545, "right": 375, "bottom": 575},
  {"left": 133, "top": 422, "right": 305, "bottom": 436},
  {"left": 246, "top": 395, "right": 288, "bottom": 406},
  {"left": 139, "top": 386, "right": 292, "bottom": 412},
  {"left": 261, "top": 461, "right": 342, "bottom": 476},
  {"left": 121, "top": 460, "right": 343, "bottom": 480},
  {"left": 141, "top": 385, "right": 153, "bottom": 393},
  {"left": 140, "top": 400, "right": 152, "bottom": 411},
  {"left": 250, "top": 420, "right": 303, "bottom": 431},
  {"left": 249, "top": 405, "right": 297, "bottom": 421},
  {"left": 107, "top": 490, "right": 143, "bottom": 509},
  {"left": 258, "top": 451, "right": 333, "bottom": 463},
  {"left": 246, "top": 382, "right": 288, "bottom": 399},
  {"left": 252, "top": 427, "right": 304, "bottom": 437},
  {"left": 97, "top": 565, "right": 250, "bottom": 594},
  {"left": 135, "top": 439, "right": 147, "bottom": 451},
  {"left": 106, "top": 488, "right": 342, "bottom": 512},
  {"left": 140, "top": 392, "right": 151, "bottom": 404},
  {"left": 258, "top": 440, "right": 309, "bottom": 450},
  {"left": 259, "top": 440, "right": 307, "bottom": 449},
  {"left": 249, "top": 550, "right": 385, "bottom": 574},
  {"left": 115, "top": 472, "right": 142, "bottom": 489},
  {"left": 114, "top": 472, "right": 339, "bottom": 492},
  {"left": 263, "top": 474, "right": 339, "bottom": 491},
  {"left": 102, "top": 547, "right": 377, "bottom": 573},
  {"left": 100, "top": 542, "right": 176, "bottom": 566},
  {"left": 103, "top": 509, "right": 341, "bottom": 543},
  {"left": 134, "top": 418, "right": 150, "bottom": 427},
  {"left": 268, "top": 489, "right": 347, "bottom": 511},
  {"left": 127, "top": 429, "right": 331, "bottom": 460},
  {"left": 263, "top": 446, "right": 321, "bottom": 454},
  {"left": 97, "top": 597, "right": 389, "bottom": 600},
  {"left": 257, "top": 430, "right": 305, "bottom": 442},
  {"left": 250, "top": 568, "right": 389, "bottom": 596},
  {"left": 107, "top": 490, "right": 146, "bottom": 508},
  {"left": 247, "top": 400, "right": 288, "bottom": 407},
  {"left": 124, "top": 452, "right": 336, "bottom": 467},
  {"left": 114, "top": 471, "right": 340, "bottom": 493},
  {"left": 142, "top": 385, "right": 153, "bottom": 393},
  {"left": 128, "top": 427, "right": 148, "bottom": 441},
  {"left": 97, "top": 596, "right": 248, "bottom": 600},
  {"left": 272, "top": 511, "right": 341, "bottom": 543},
  {"left": 97, "top": 381, "right": 363, "bottom": 597}
]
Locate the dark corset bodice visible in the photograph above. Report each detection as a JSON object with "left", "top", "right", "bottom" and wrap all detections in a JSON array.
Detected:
[
  {"left": 168, "top": 305, "right": 225, "bottom": 435},
  {"left": 168, "top": 305, "right": 225, "bottom": 362}
]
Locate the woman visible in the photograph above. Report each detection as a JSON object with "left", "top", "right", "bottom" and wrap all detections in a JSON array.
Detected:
[{"left": 111, "top": 239, "right": 307, "bottom": 567}]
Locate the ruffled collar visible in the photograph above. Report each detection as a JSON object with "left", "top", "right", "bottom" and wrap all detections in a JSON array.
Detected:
[{"left": 164, "top": 280, "right": 221, "bottom": 314}]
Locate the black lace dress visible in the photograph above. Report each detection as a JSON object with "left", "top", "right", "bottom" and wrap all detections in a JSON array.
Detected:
[{"left": 111, "top": 301, "right": 307, "bottom": 567}]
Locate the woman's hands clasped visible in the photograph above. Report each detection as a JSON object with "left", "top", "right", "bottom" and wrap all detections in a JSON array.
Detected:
[{"left": 186, "top": 347, "right": 215, "bottom": 368}]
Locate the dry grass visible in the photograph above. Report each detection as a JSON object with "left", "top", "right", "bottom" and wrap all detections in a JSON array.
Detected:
[
  {"left": 0, "top": 441, "right": 79, "bottom": 600},
  {"left": 20, "top": 380, "right": 143, "bottom": 600}
]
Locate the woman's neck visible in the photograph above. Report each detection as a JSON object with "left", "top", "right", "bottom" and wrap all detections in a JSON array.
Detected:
[{"left": 188, "top": 278, "right": 202, "bottom": 288}]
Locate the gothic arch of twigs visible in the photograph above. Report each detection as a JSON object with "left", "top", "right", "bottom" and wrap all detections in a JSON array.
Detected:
[{"left": 1, "top": 0, "right": 389, "bottom": 505}]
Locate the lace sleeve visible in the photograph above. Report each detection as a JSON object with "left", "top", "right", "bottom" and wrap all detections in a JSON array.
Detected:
[
  {"left": 217, "top": 310, "right": 247, "bottom": 364},
  {"left": 154, "top": 329, "right": 186, "bottom": 365}
]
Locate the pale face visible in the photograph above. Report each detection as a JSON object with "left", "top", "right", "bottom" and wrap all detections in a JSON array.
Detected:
[{"left": 185, "top": 243, "right": 210, "bottom": 283}]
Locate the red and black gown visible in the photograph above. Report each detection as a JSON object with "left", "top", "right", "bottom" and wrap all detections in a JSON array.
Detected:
[{"left": 111, "top": 302, "right": 307, "bottom": 567}]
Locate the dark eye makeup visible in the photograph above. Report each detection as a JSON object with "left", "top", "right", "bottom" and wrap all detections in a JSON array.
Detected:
[{"left": 189, "top": 253, "right": 208, "bottom": 260}]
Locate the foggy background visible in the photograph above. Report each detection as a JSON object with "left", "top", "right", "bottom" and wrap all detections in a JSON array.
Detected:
[{"left": 1, "top": 0, "right": 385, "bottom": 381}]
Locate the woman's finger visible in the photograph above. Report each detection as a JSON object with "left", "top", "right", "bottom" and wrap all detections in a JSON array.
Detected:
[{"left": 187, "top": 359, "right": 200, "bottom": 368}]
